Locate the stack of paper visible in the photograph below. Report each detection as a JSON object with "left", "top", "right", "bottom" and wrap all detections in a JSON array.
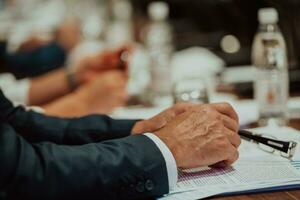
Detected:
[{"left": 159, "top": 126, "right": 300, "bottom": 200}]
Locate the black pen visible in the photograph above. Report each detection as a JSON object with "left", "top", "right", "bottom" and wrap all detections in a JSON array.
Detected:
[{"left": 238, "top": 129, "right": 297, "bottom": 157}]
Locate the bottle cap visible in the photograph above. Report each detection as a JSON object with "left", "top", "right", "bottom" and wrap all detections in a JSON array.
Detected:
[
  {"left": 148, "top": 2, "right": 169, "bottom": 21},
  {"left": 258, "top": 8, "right": 279, "bottom": 24}
]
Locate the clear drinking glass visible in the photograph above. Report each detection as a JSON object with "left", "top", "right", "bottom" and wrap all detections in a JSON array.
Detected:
[{"left": 172, "top": 77, "right": 209, "bottom": 104}]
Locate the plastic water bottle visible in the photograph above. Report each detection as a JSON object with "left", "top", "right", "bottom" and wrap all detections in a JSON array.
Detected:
[
  {"left": 146, "top": 2, "right": 174, "bottom": 106},
  {"left": 252, "top": 8, "right": 289, "bottom": 126},
  {"left": 107, "top": 0, "right": 133, "bottom": 47}
]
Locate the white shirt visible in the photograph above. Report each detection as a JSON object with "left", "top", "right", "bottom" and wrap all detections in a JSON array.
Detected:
[{"left": 144, "top": 133, "right": 178, "bottom": 190}]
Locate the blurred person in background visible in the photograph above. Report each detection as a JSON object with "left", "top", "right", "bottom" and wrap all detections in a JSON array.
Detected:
[
  {"left": 4, "top": 19, "right": 81, "bottom": 78},
  {"left": 0, "top": 47, "right": 130, "bottom": 117},
  {"left": 0, "top": 0, "right": 134, "bottom": 117},
  {"left": 0, "top": 0, "right": 81, "bottom": 77}
]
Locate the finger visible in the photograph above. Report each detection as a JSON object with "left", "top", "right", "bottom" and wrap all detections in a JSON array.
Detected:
[
  {"left": 223, "top": 127, "right": 241, "bottom": 148},
  {"left": 209, "top": 142, "right": 238, "bottom": 168},
  {"left": 148, "top": 103, "right": 195, "bottom": 128},
  {"left": 173, "top": 102, "right": 197, "bottom": 115},
  {"left": 152, "top": 108, "right": 192, "bottom": 131},
  {"left": 221, "top": 114, "right": 239, "bottom": 132},
  {"left": 212, "top": 103, "right": 239, "bottom": 123},
  {"left": 223, "top": 146, "right": 239, "bottom": 167},
  {"left": 147, "top": 109, "right": 174, "bottom": 130},
  {"left": 210, "top": 161, "right": 227, "bottom": 168}
]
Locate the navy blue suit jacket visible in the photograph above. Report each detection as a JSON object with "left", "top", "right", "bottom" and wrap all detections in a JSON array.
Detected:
[{"left": 0, "top": 90, "right": 169, "bottom": 199}]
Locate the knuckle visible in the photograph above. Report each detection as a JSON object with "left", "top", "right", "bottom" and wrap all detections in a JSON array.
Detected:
[
  {"left": 216, "top": 135, "right": 229, "bottom": 146},
  {"left": 215, "top": 114, "right": 223, "bottom": 121},
  {"left": 209, "top": 109, "right": 219, "bottom": 119},
  {"left": 229, "top": 150, "right": 239, "bottom": 164},
  {"left": 227, "top": 147, "right": 235, "bottom": 158},
  {"left": 203, "top": 104, "right": 213, "bottom": 111},
  {"left": 229, "top": 131, "right": 241, "bottom": 147},
  {"left": 222, "top": 102, "right": 232, "bottom": 109},
  {"left": 173, "top": 103, "right": 182, "bottom": 111},
  {"left": 176, "top": 102, "right": 194, "bottom": 110},
  {"left": 233, "top": 120, "right": 239, "bottom": 130},
  {"left": 224, "top": 102, "right": 235, "bottom": 113},
  {"left": 175, "top": 102, "right": 185, "bottom": 107},
  {"left": 173, "top": 104, "right": 180, "bottom": 110},
  {"left": 214, "top": 117, "right": 224, "bottom": 128}
]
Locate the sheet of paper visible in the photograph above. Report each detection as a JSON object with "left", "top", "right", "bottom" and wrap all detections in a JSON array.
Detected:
[
  {"left": 162, "top": 179, "right": 300, "bottom": 200},
  {"left": 159, "top": 187, "right": 222, "bottom": 200},
  {"left": 171, "top": 160, "right": 300, "bottom": 193},
  {"left": 161, "top": 160, "right": 300, "bottom": 200}
]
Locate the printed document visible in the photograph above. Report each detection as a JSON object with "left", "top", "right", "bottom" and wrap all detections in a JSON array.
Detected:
[{"left": 160, "top": 126, "right": 300, "bottom": 200}]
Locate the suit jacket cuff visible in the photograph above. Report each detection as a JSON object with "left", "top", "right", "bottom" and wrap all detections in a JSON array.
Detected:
[
  {"left": 64, "top": 115, "right": 139, "bottom": 145},
  {"left": 108, "top": 118, "right": 139, "bottom": 136},
  {"left": 144, "top": 133, "right": 178, "bottom": 190}
]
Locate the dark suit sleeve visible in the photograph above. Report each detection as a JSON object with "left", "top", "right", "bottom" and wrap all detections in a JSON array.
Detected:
[
  {"left": 0, "top": 124, "right": 169, "bottom": 199},
  {"left": 0, "top": 90, "right": 137, "bottom": 145},
  {"left": 6, "top": 42, "right": 66, "bottom": 78}
]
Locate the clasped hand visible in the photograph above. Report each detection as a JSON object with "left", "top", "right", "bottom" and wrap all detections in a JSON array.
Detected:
[{"left": 132, "top": 103, "right": 241, "bottom": 169}]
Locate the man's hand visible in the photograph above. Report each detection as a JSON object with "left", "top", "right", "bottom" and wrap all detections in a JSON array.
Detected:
[
  {"left": 154, "top": 103, "right": 240, "bottom": 169},
  {"left": 55, "top": 19, "right": 81, "bottom": 52},
  {"left": 131, "top": 103, "right": 196, "bottom": 135}
]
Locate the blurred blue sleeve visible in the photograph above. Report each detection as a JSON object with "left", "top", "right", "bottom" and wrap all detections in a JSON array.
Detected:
[{"left": 6, "top": 42, "right": 67, "bottom": 78}]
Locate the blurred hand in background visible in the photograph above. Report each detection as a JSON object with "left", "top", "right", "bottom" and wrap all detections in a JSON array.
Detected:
[
  {"left": 44, "top": 70, "right": 128, "bottom": 117},
  {"left": 55, "top": 19, "right": 81, "bottom": 53},
  {"left": 74, "top": 47, "right": 131, "bottom": 84},
  {"left": 76, "top": 70, "right": 129, "bottom": 113}
]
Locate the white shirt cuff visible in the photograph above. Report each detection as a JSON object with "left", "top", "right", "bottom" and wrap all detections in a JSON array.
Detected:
[
  {"left": 0, "top": 74, "right": 30, "bottom": 105},
  {"left": 144, "top": 133, "right": 178, "bottom": 190}
]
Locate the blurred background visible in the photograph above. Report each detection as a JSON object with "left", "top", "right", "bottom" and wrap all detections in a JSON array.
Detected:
[
  {"left": 133, "top": 0, "right": 300, "bottom": 68},
  {"left": 1, "top": 1, "right": 300, "bottom": 68},
  {"left": 0, "top": 0, "right": 299, "bottom": 126}
]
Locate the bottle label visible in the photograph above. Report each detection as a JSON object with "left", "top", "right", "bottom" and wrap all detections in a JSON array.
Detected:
[{"left": 255, "top": 69, "right": 289, "bottom": 120}]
